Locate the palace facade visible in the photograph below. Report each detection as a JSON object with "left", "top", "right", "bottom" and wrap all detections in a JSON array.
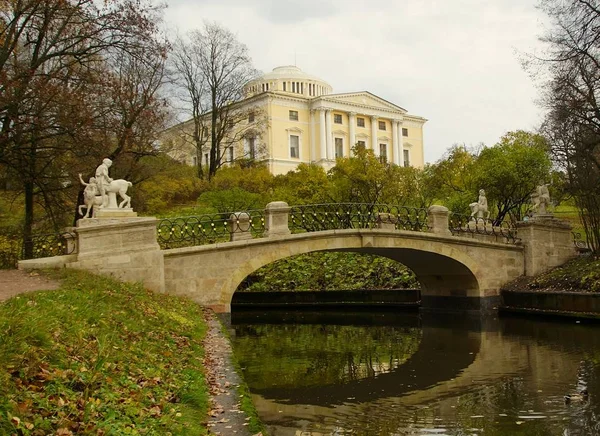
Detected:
[{"left": 164, "top": 65, "right": 427, "bottom": 175}]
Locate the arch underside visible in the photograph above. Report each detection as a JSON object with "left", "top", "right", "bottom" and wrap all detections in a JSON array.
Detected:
[{"left": 236, "top": 242, "right": 480, "bottom": 308}]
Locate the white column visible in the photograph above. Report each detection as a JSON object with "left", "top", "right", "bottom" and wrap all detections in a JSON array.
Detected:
[
  {"left": 398, "top": 121, "right": 405, "bottom": 167},
  {"left": 310, "top": 110, "right": 316, "bottom": 162},
  {"left": 371, "top": 115, "right": 379, "bottom": 157},
  {"left": 348, "top": 112, "right": 356, "bottom": 156},
  {"left": 392, "top": 120, "right": 400, "bottom": 166},
  {"left": 325, "top": 109, "right": 333, "bottom": 160},
  {"left": 319, "top": 109, "right": 327, "bottom": 160}
]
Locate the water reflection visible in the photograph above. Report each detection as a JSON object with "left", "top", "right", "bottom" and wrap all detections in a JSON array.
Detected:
[{"left": 230, "top": 310, "right": 600, "bottom": 435}]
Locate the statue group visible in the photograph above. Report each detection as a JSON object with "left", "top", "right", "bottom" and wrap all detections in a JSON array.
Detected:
[
  {"left": 78, "top": 158, "right": 133, "bottom": 219},
  {"left": 468, "top": 183, "right": 552, "bottom": 224}
]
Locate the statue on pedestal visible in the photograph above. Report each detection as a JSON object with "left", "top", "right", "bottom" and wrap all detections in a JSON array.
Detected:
[
  {"left": 78, "top": 158, "right": 133, "bottom": 218},
  {"left": 469, "top": 189, "right": 490, "bottom": 220},
  {"left": 531, "top": 182, "right": 551, "bottom": 216}
]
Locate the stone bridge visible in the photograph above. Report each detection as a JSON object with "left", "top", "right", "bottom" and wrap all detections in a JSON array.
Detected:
[{"left": 19, "top": 202, "right": 576, "bottom": 313}]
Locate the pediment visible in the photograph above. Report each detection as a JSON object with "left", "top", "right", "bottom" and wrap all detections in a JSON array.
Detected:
[{"left": 324, "top": 92, "right": 407, "bottom": 113}]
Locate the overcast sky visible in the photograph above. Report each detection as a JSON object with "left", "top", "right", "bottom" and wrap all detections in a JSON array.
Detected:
[{"left": 163, "top": 0, "right": 549, "bottom": 163}]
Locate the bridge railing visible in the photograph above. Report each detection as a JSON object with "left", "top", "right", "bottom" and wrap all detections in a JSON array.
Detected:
[
  {"left": 449, "top": 213, "right": 519, "bottom": 244},
  {"left": 156, "top": 210, "right": 265, "bottom": 249},
  {"left": 0, "top": 231, "right": 77, "bottom": 268},
  {"left": 288, "top": 203, "right": 429, "bottom": 233},
  {"left": 156, "top": 203, "right": 525, "bottom": 250}
]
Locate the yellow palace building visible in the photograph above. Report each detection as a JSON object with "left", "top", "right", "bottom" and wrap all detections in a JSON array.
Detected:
[{"left": 166, "top": 65, "right": 427, "bottom": 175}]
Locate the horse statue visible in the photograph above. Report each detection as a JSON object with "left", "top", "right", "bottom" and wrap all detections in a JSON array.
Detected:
[{"left": 79, "top": 174, "right": 132, "bottom": 218}]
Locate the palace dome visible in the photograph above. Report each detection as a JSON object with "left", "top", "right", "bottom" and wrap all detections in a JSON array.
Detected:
[{"left": 243, "top": 65, "right": 333, "bottom": 98}]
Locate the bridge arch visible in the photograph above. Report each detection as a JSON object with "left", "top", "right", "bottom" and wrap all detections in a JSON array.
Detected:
[
  {"left": 163, "top": 228, "right": 527, "bottom": 312},
  {"left": 229, "top": 234, "right": 479, "bottom": 300}
]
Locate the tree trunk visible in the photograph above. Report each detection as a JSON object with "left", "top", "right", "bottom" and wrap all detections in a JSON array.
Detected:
[{"left": 23, "top": 179, "right": 34, "bottom": 259}]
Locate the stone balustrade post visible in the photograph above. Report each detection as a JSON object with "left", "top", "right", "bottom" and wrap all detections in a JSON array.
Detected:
[
  {"left": 265, "top": 201, "right": 291, "bottom": 237},
  {"left": 516, "top": 217, "right": 576, "bottom": 276},
  {"left": 376, "top": 213, "right": 397, "bottom": 231},
  {"left": 228, "top": 212, "right": 253, "bottom": 242},
  {"left": 63, "top": 227, "right": 78, "bottom": 254},
  {"left": 427, "top": 205, "right": 451, "bottom": 236}
]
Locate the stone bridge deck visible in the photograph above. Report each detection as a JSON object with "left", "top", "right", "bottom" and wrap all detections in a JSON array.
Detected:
[{"left": 19, "top": 202, "right": 576, "bottom": 313}]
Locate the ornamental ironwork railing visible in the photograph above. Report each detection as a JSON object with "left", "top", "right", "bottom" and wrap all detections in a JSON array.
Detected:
[
  {"left": 26, "top": 231, "right": 77, "bottom": 259},
  {"left": 156, "top": 210, "right": 265, "bottom": 249},
  {"left": 289, "top": 203, "right": 429, "bottom": 233},
  {"left": 0, "top": 231, "right": 77, "bottom": 269},
  {"left": 449, "top": 213, "right": 518, "bottom": 244},
  {"left": 572, "top": 231, "right": 591, "bottom": 251}
]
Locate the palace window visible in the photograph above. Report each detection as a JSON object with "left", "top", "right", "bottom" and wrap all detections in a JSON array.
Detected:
[
  {"left": 248, "top": 112, "right": 255, "bottom": 123},
  {"left": 192, "top": 156, "right": 197, "bottom": 166},
  {"left": 334, "top": 114, "right": 342, "bottom": 124},
  {"left": 403, "top": 149, "right": 410, "bottom": 167},
  {"left": 290, "top": 135, "right": 300, "bottom": 158},
  {"left": 357, "top": 140, "right": 366, "bottom": 151},
  {"left": 379, "top": 144, "right": 387, "bottom": 163},
  {"left": 402, "top": 128, "right": 408, "bottom": 137},
  {"left": 335, "top": 138, "right": 343, "bottom": 158},
  {"left": 245, "top": 137, "right": 256, "bottom": 160},
  {"left": 283, "top": 82, "right": 287, "bottom": 92},
  {"left": 289, "top": 110, "right": 298, "bottom": 121},
  {"left": 228, "top": 147, "right": 234, "bottom": 162},
  {"left": 378, "top": 120, "right": 386, "bottom": 130},
  {"left": 204, "top": 153, "right": 209, "bottom": 165},
  {"left": 357, "top": 117, "right": 365, "bottom": 127}
]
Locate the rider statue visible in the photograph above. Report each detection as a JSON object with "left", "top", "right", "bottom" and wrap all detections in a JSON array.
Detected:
[{"left": 95, "top": 158, "right": 113, "bottom": 208}]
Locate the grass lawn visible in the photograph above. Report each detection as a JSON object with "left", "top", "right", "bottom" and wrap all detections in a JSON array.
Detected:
[
  {"left": 528, "top": 255, "right": 600, "bottom": 292},
  {"left": 0, "top": 270, "right": 209, "bottom": 435}
]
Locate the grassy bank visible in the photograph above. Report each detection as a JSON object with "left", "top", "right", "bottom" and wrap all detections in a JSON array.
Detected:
[
  {"left": 0, "top": 270, "right": 209, "bottom": 435},
  {"left": 503, "top": 255, "right": 600, "bottom": 293}
]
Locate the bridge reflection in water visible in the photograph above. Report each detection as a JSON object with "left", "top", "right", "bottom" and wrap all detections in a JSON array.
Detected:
[{"left": 229, "top": 310, "right": 600, "bottom": 435}]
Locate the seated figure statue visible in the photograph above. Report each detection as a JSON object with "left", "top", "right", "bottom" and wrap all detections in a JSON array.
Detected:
[
  {"left": 469, "top": 189, "right": 490, "bottom": 221},
  {"left": 531, "top": 182, "right": 551, "bottom": 215}
]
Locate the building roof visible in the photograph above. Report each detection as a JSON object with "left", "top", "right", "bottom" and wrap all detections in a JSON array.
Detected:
[{"left": 260, "top": 65, "right": 330, "bottom": 85}]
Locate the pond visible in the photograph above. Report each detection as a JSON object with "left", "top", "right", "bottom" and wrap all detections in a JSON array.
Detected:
[{"left": 229, "top": 309, "right": 600, "bottom": 436}]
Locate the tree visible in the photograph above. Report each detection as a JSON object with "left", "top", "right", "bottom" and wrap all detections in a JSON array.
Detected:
[
  {"left": 534, "top": 0, "right": 600, "bottom": 252},
  {"left": 328, "top": 146, "right": 398, "bottom": 204},
  {"left": 171, "top": 22, "right": 264, "bottom": 180},
  {"left": 474, "top": 131, "right": 552, "bottom": 224},
  {"left": 428, "top": 144, "right": 479, "bottom": 213},
  {"left": 272, "top": 163, "right": 330, "bottom": 205},
  {"left": 0, "top": 0, "right": 166, "bottom": 256}
]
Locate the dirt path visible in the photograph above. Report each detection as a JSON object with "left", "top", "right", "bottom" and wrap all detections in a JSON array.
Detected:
[
  {"left": 0, "top": 269, "right": 60, "bottom": 302},
  {"left": 202, "top": 310, "right": 255, "bottom": 436}
]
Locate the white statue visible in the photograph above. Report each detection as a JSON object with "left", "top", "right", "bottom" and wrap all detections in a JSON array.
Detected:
[
  {"left": 78, "top": 175, "right": 103, "bottom": 218},
  {"left": 469, "top": 189, "right": 490, "bottom": 220},
  {"left": 531, "top": 182, "right": 551, "bottom": 215},
  {"left": 95, "top": 158, "right": 113, "bottom": 208},
  {"left": 78, "top": 158, "right": 133, "bottom": 218}
]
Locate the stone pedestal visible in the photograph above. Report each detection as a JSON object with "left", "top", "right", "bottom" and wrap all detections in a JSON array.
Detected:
[
  {"left": 427, "top": 205, "right": 451, "bottom": 236},
  {"left": 516, "top": 216, "right": 576, "bottom": 276},
  {"left": 72, "top": 216, "right": 164, "bottom": 293},
  {"left": 265, "top": 201, "right": 291, "bottom": 237},
  {"left": 228, "top": 212, "right": 253, "bottom": 242},
  {"left": 95, "top": 208, "right": 138, "bottom": 218},
  {"left": 376, "top": 213, "right": 397, "bottom": 231}
]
